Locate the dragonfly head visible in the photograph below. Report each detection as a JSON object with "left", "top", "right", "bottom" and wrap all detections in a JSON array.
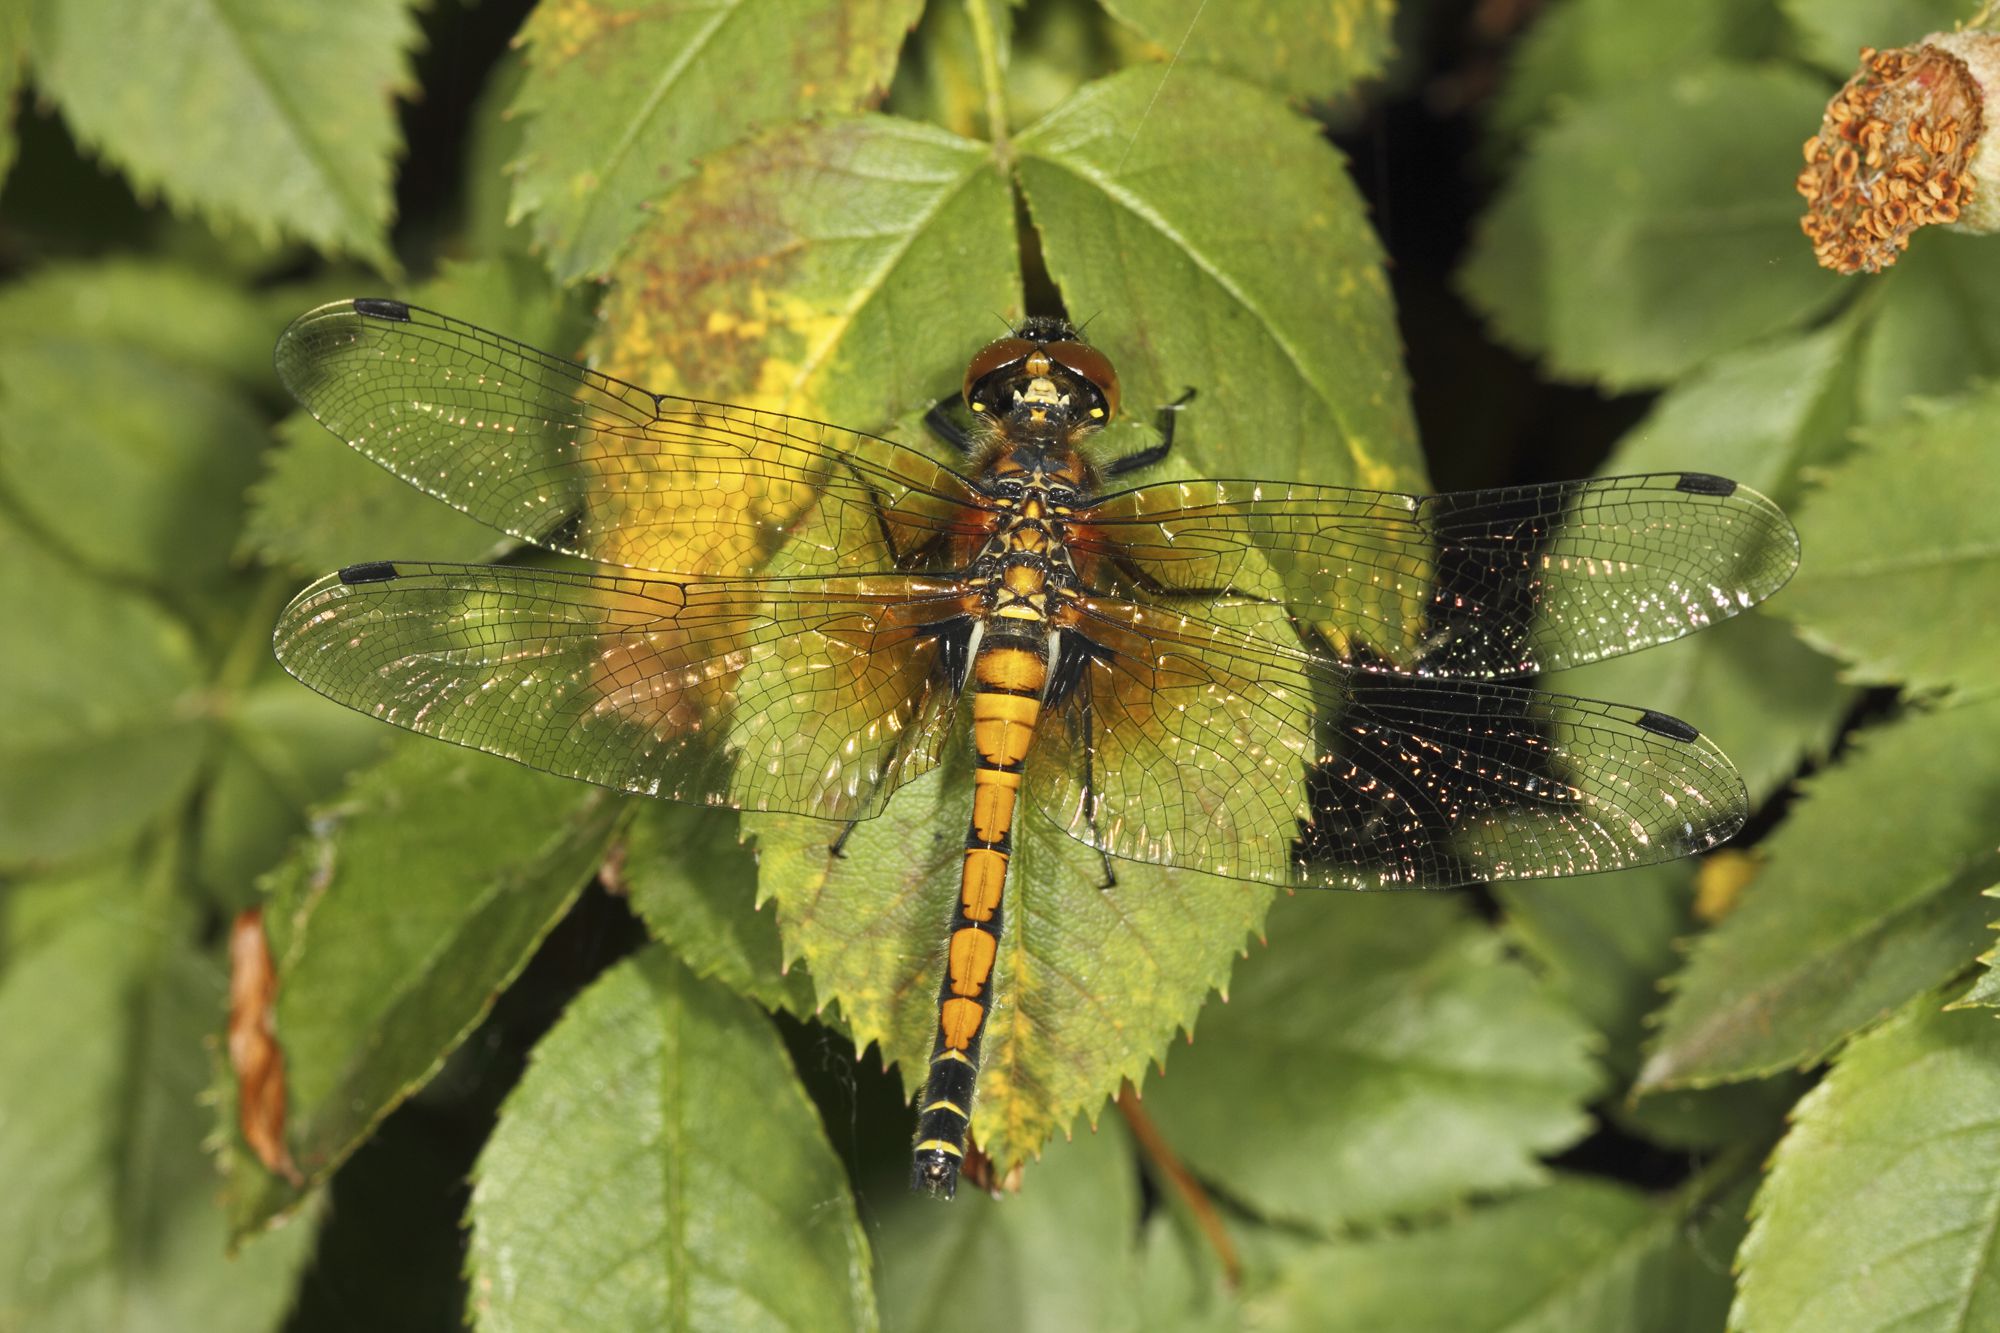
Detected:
[{"left": 962, "top": 318, "right": 1122, "bottom": 430}]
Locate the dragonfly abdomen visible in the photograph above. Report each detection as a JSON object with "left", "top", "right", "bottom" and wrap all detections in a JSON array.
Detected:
[{"left": 911, "top": 624, "right": 1049, "bottom": 1197}]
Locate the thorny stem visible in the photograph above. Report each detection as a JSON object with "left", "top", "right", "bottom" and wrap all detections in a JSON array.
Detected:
[{"left": 1116, "top": 1080, "right": 1242, "bottom": 1288}]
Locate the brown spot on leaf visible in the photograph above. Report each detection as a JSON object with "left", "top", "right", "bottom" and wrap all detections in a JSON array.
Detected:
[{"left": 228, "top": 907, "right": 302, "bottom": 1185}]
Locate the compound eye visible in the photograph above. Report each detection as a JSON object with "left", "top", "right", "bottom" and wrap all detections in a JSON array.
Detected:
[
  {"left": 962, "top": 337, "right": 1034, "bottom": 412},
  {"left": 1045, "top": 340, "right": 1121, "bottom": 421}
]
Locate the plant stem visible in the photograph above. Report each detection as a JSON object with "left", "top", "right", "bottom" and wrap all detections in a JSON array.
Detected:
[
  {"left": 965, "top": 0, "right": 1010, "bottom": 161},
  {"left": 1116, "top": 1080, "right": 1242, "bottom": 1288}
]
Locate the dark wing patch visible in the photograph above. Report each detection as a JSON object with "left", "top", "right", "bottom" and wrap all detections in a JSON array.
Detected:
[
  {"left": 1028, "top": 597, "right": 1748, "bottom": 890},
  {"left": 1069, "top": 473, "right": 1799, "bottom": 678}
]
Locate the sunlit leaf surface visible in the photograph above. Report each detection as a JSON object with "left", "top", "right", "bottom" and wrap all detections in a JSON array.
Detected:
[
  {"left": 1099, "top": 0, "right": 1395, "bottom": 102},
  {"left": 1852, "top": 234, "right": 2000, "bottom": 423},
  {"left": 622, "top": 803, "right": 817, "bottom": 1017},
  {"left": 1016, "top": 65, "right": 1421, "bottom": 489},
  {"left": 1733, "top": 993, "right": 2000, "bottom": 1332},
  {"left": 510, "top": 0, "right": 925, "bottom": 281},
  {"left": 1142, "top": 892, "right": 1600, "bottom": 1230},
  {"left": 1243, "top": 1175, "right": 1747, "bottom": 1332},
  {"left": 226, "top": 744, "right": 623, "bottom": 1233},
  {"left": 26, "top": 0, "right": 417, "bottom": 265},
  {"left": 1641, "top": 698, "right": 2000, "bottom": 1091},
  {"left": 1462, "top": 67, "right": 1844, "bottom": 390},
  {"left": 595, "top": 115, "right": 1019, "bottom": 427},
  {"left": 1781, "top": 383, "right": 2000, "bottom": 695},
  {"left": 468, "top": 948, "right": 875, "bottom": 1333}
]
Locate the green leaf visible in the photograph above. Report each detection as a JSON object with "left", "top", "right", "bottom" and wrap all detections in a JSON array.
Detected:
[
  {"left": 25, "top": 0, "right": 418, "bottom": 266},
  {"left": 1780, "top": 0, "right": 1968, "bottom": 76},
  {"left": 622, "top": 803, "right": 816, "bottom": 1017},
  {"left": 1854, "top": 231, "right": 2000, "bottom": 424},
  {"left": 1950, "top": 886, "right": 2000, "bottom": 1010},
  {"left": 224, "top": 743, "right": 625, "bottom": 1232},
  {"left": 882, "top": 0, "right": 1011, "bottom": 140},
  {"left": 1141, "top": 892, "right": 1599, "bottom": 1230},
  {"left": 0, "top": 334, "right": 266, "bottom": 582},
  {"left": 874, "top": 1120, "right": 1146, "bottom": 1333},
  {"left": 1241, "top": 1174, "right": 1748, "bottom": 1332},
  {"left": 594, "top": 115, "right": 1019, "bottom": 428},
  {"left": 1015, "top": 65, "right": 1422, "bottom": 489},
  {"left": 0, "top": 258, "right": 280, "bottom": 390},
  {"left": 1732, "top": 992, "right": 2000, "bottom": 1331},
  {"left": 1594, "top": 320, "right": 1859, "bottom": 504},
  {"left": 1490, "top": 0, "right": 1787, "bottom": 147},
  {"left": 1501, "top": 863, "right": 1695, "bottom": 1073},
  {"left": 1098, "top": 0, "right": 1396, "bottom": 102},
  {"left": 0, "top": 866, "right": 316, "bottom": 1330},
  {"left": 467, "top": 947, "right": 876, "bottom": 1333},
  {"left": 0, "top": 513, "right": 207, "bottom": 868},
  {"left": 1502, "top": 865, "right": 1804, "bottom": 1150},
  {"left": 1004, "top": 2, "right": 1124, "bottom": 129},
  {"left": 510, "top": 0, "right": 925, "bottom": 282},
  {"left": 459, "top": 50, "right": 534, "bottom": 262},
  {"left": 1462, "top": 66, "right": 1845, "bottom": 390},
  {"left": 1961, "top": 970, "right": 2000, "bottom": 1008},
  {"left": 244, "top": 412, "right": 511, "bottom": 576},
  {"left": 757, "top": 761, "right": 1271, "bottom": 1179},
  {"left": 245, "top": 255, "right": 588, "bottom": 575},
  {"left": 197, "top": 670, "right": 392, "bottom": 907},
  {"left": 1133, "top": 1214, "right": 1237, "bottom": 1333},
  {"left": 1779, "top": 382, "right": 2000, "bottom": 695},
  {"left": 0, "top": 0, "right": 24, "bottom": 190},
  {"left": 1640, "top": 696, "right": 2000, "bottom": 1091}
]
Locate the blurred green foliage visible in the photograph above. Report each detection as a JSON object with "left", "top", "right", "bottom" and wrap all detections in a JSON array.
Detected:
[{"left": 2, "top": 0, "right": 1998, "bottom": 1328}]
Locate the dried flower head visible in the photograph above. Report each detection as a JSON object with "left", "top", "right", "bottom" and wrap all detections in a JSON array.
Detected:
[{"left": 1797, "top": 33, "right": 2000, "bottom": 274}]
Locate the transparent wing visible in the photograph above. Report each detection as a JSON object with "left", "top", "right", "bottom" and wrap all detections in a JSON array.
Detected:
[
  {"left": 275, "top": 300, "right": 992, "bottom": 578},
  {"left": 274, "top": 561, "right": 972, "bottom": 820},
  {"left": 1029, "top": 596, "right": 1748, "bottom": 890},
  {"left": 1070, "top": 473, "right": 1799, "bottom": 677}
]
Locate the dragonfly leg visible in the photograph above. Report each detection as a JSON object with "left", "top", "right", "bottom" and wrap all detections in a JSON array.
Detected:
[
  {"left": 837, "top": 456, "right": 914, "bottom": 568},
  {"left": 839, "top": 456, "right": 951, "bottom": 572},
  {"left": 826, "top": 653, "right": 963, "bottom": 858},
  {"left": 1104, "top": 387, "right": 1196, "bottom": 477},
  {"left": 1056, "top": 640, "right": 1120, "bottom": 880},
  {"left": 1106, "top": 553, "right": 1258, "bottom": 606},
  {"left": 924, "top": 397, "right": 972, "bottom": 453}
]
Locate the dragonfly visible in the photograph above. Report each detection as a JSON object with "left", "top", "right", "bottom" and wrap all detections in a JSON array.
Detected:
[{"left": 272, "top": 299, "right": 1799, "bottom": 1199}]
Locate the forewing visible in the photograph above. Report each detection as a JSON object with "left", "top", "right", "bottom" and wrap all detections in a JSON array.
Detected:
[
  {"left": 1031, "top": 598, "right": 1749, "bottom": 890},
  {"left": 274, "top": 562, "right": 970, "bottom": 821},
  {"left": 274, "top": 300, "right": 991, "bottom": 577},
  {"left": 1071, "top": 473, "right": 1799, "bottom": 677}
]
